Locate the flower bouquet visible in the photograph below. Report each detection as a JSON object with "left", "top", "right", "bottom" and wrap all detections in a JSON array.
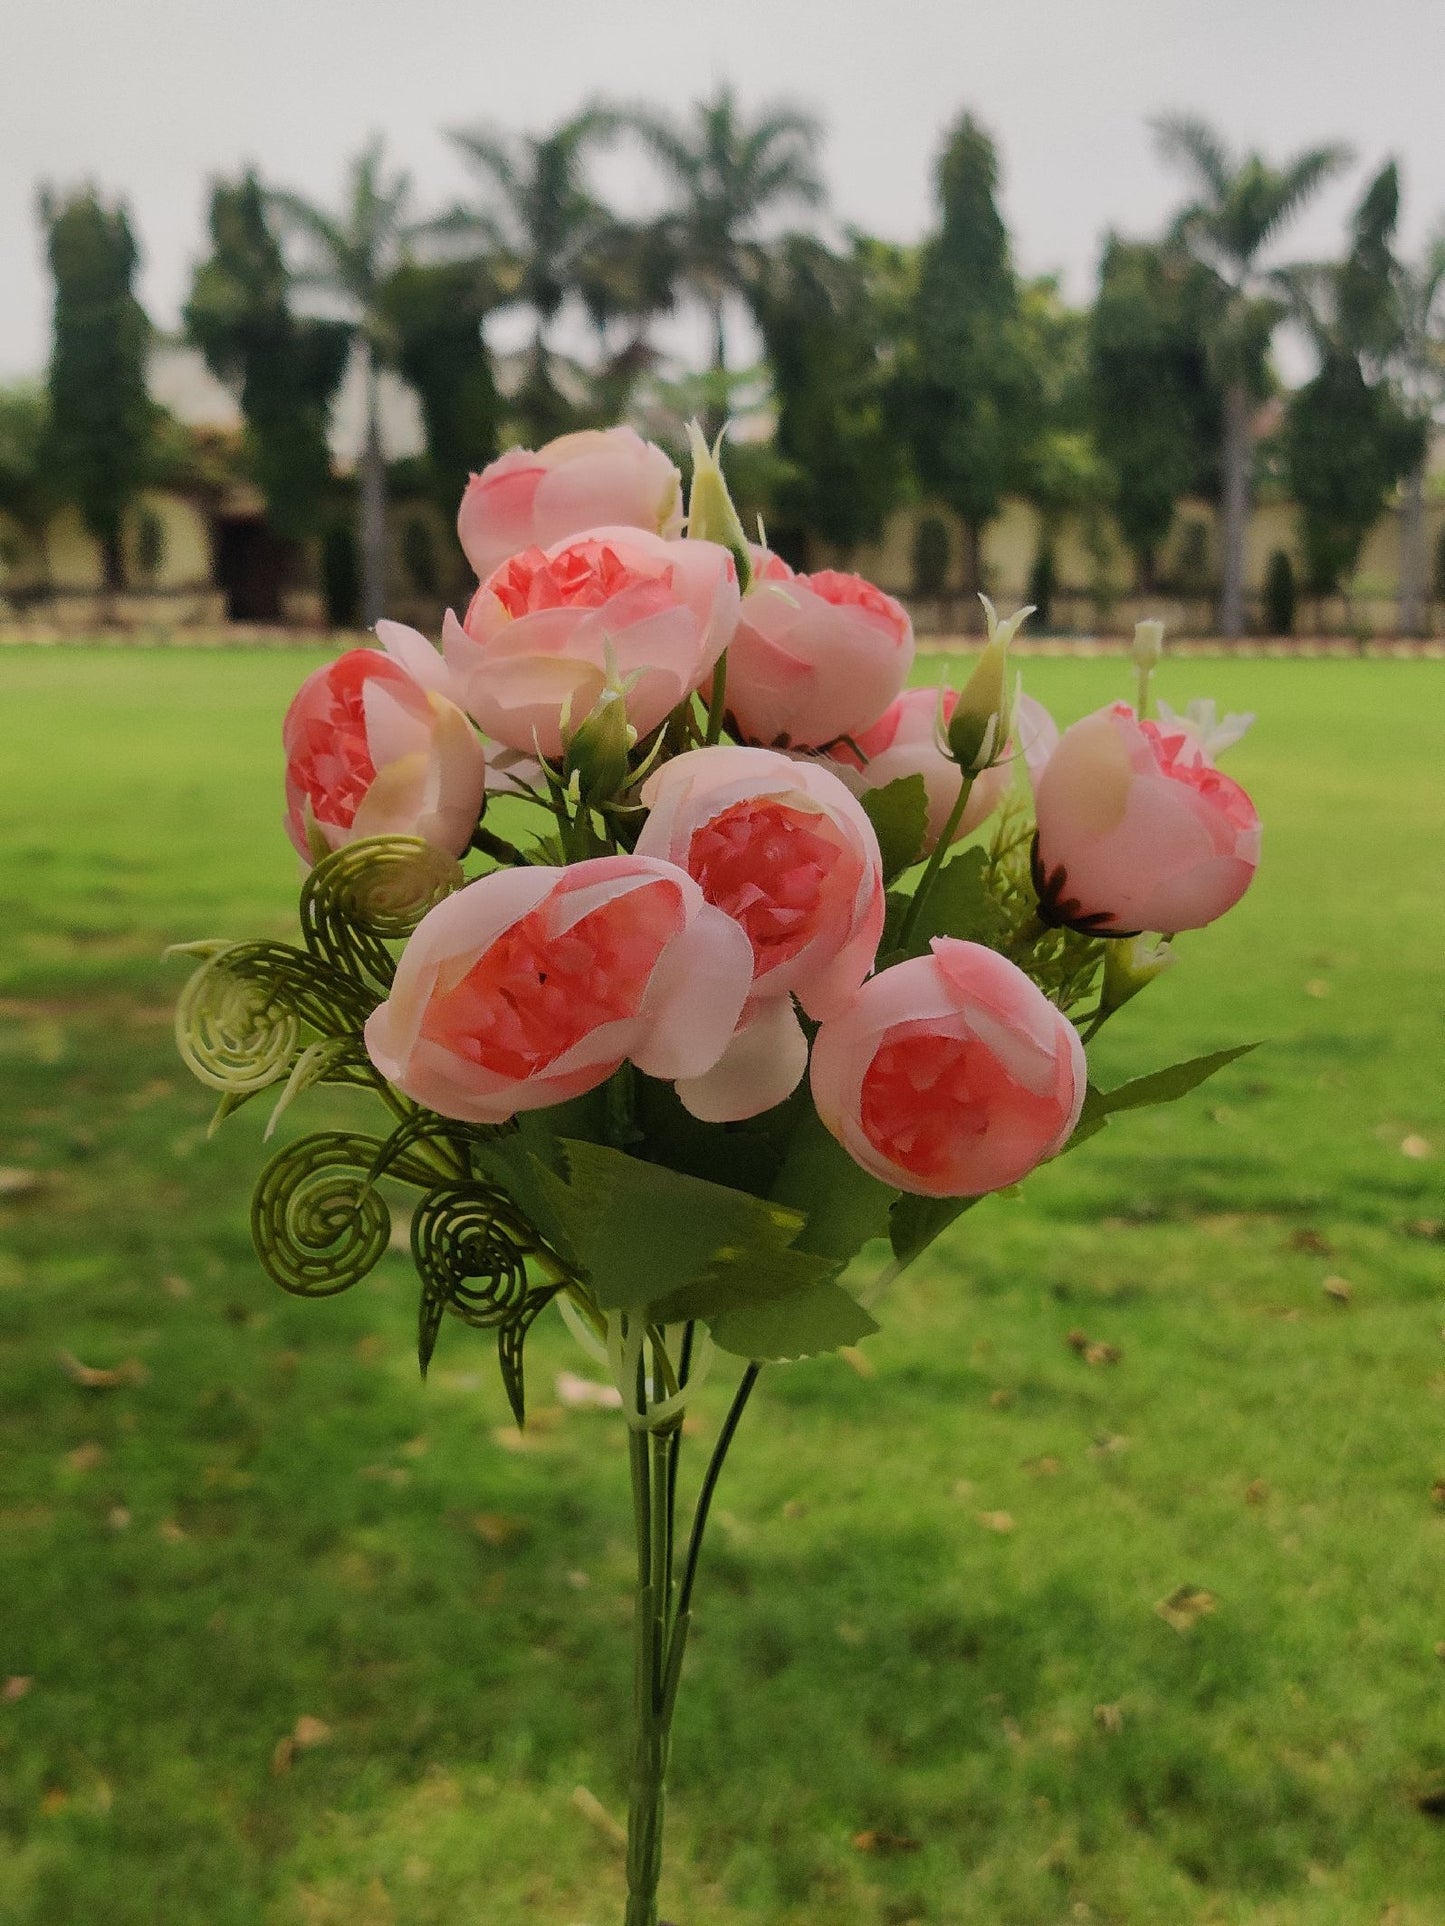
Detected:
[{"left": 173, "top": 424, "right": 1261, "bottom": 1925}]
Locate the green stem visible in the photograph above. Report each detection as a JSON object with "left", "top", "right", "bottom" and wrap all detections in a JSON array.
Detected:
[
  {"left": 897, "top": 774, "right": 975, "bottom": 950},
  {"left": 704, "top": 648, "right": 729, "bottom": 745},
  {"left": 468, "top": 823, "right": 527, "bottom": 867},
  {"left": 621, "top": 1355, "right": 762, "bottom": 1926}
]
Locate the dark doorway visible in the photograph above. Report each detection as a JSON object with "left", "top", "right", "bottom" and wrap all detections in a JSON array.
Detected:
[{"left": 214, "top": 517, "right": 294, "bottom": 622}]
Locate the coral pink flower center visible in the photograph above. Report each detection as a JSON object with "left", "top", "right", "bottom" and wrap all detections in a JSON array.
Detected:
[
  {"left": 687, "top": 800, "right": 858, "bottom": 973},
  {"left": 806, "top": 570, "right": 904, "bottom": 630},
  {"left": 289, "top": 654, "right": 409, "bottom": 830},
  {"left": 860, "top": 1029, "right": 1056, "bottom": 1183},
  {"left": 420, "top": 882, "right": 681, "bottom": 1080},
  {"left": 488, "top": 540, "right": 670, "bottom": 617},
  {"left": 1138, "top": 718, "right": 1257, "bottom": 831}
]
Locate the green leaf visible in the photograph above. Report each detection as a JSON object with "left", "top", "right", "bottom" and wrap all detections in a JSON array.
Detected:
[
  {"left": 711, "top": 1282, "right": 878, "bottom": 1361},
  {"left": 904, "top": 844, "right": 1004, "bottom": 954},
  {"left": 888, "top": 1192, "right": 980, "bottom": 1268},
  {"left": 539, "top": 1139, "right": 817, "bottom": 1318},
  {"left": 860, "top": 774, "right": 929, "bottom": 884},
  {"left": 651, "top": 1239, "right": 835, "bottom": 1325},
  {"left": 1064, "top": 1043, "right": 1261, "bottom": 1151},
  {"left": 770, "top": 1108, "right": 896, "bottom": 1263}
]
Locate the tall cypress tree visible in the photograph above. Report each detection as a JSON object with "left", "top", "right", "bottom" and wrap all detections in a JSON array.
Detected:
[
  {"left": 185, "top": 174, "right": 350, "bottom": 542},
  {"left": 379, "top": 260, "right": 502, "bottom": 514},
  {"left": 899, "top": 114, "right": 1040, "bottom": 600},
  {"left": 1088, "top": 237, "right": 1220, "bottom": 589},
  {"left": 40, "top": 188, "right": 153, "bottom": 591}
]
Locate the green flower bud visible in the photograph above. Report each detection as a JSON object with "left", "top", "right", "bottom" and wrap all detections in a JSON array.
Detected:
[
  {"left": 685, "top": 421, "right": 753, "bottom": 593},
  {"left": 563, "top": 687, "right": 637, "bottom": 805},
  {"left": 1132, "top": 618, "right": 1165, "bottom": 669},
  {"left": 945, "top": 596, "right": 1033, "bottom": 773},
  {"left": 1100, "top": 933, "right": 1176, "bottom": 1014}
]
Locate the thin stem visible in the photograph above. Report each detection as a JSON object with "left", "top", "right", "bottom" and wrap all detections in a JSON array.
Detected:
[
  {"left": 897, "top": 774, "right": 975, "bottom": 950},
  {"left": 469, "top": 823, "right": 528, "bottom": 867},
  {"left": 674, "top": 1364, "right": 760, "bottom": 1625},
  {"left": 704, "top": 648, "right": 729, "bottom": 745}
]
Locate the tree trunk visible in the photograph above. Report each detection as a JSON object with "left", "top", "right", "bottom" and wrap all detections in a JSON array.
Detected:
[
  {"left": 962, "top": 521, "right": 984, "bottom": 630},
  {"left": 703, "top": 300, "right": 728, "bottom": 444},
  {"left": 358, "top": 341, "right": 387, "bottom": 630},
  {"left": 101, "top": 525, "right": 126, "bottom": 597},
  {"left": 1218, "top": 382, "right": 1251, "bottom": 639},
  {"left": 1398, "top": 459, "right": 1428, "bottom": 639}
]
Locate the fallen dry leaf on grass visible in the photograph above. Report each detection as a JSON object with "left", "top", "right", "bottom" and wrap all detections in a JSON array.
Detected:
[
  {"left": 555, "top": 1371, "right": 623, "bottom": 1410},
  {"left": 977, "top": 1510, "right": 1015, "bottom": 1534},
  {"left": 1400, "top": 1135, "right": 1432, "bottom": 1161},
  {"left": 1429, "top": 1481, "right": 1445, "bottom": 1511},
  {"left": 571, "top": 1784, "right": 627, "bottom": 1849},
  {"left": 838, "top": 1345, "right": 875, "bottom": 1378},
  {"left": 1066, "top": 1329, "right": 1122, "bottom": 1365},
  {"left": 1093, "top": 1702, "right": 1124, "bottom": 1734},
  {"left": 57, "top": 1352, "right": 148, "bottom": 1390},
  {"left": 469, "top": 1512, "right": 527, "bottom": 1547},
  {"left": 1287, "top": 1228, "right": 1333, "bottom": 1256},
  {"left": 1322, "top": 1275, "right": 1353, "bottom": 1304},
  {"left": 3, "top": 1677, "right": 32, "bottom": 1703},
  {"left": 1245, "top": 1479, "right": 1271, "bottom": 1505},
  {"left": 852, "top": 1829, "right": 920, "bottom": 1855},
  {"left": 1155, "top": 1585, "right": 1217, "bottom": 1633},
  {"left": 0, "top": 1168, "right": 46, "bottom": 1199},
  {"left": 272, "top": 1715, "right": 333, "bottom": 1774},
  {"left": 64, "top": 1443, "right": 106, "bottom": 1473}
]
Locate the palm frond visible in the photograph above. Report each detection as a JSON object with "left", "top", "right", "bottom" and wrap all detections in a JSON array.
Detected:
[{"left": 1152, "top": 114, "right": 1233, "bottom": 201}]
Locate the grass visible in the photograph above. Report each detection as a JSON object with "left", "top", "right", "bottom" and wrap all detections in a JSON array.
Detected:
[{"left": 0, "top": 644, "right": 1443, "bottom": 1926}]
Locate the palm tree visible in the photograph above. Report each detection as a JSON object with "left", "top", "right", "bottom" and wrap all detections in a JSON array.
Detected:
[
  {"left": 626, "top": 87, "right": 825, "bottom": 436},
  {"left": 1154, "top": 116, "right": 1351, "bottom": 636},
  {"left": 1393, "top": 233, "right": 1445, "bottom": 636},
  {"left": 443, "top": 110, "right": 621, "bottom": 442},
  {"left": 267, "top": 138, "right": 417, "bottom": 627}
]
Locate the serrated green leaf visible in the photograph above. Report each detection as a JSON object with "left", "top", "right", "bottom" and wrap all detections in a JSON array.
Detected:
[
  {"left": 904, "top": 844, "right": 1003, "bottom": 954},
  {"left": 1064, "top": 1043, "right": 1261, "bottom": 1152},
  {"left": 888, "top": 1192, "right": 981, "bottom": 1268},
  {"left": 711, "top": 1281, "right": 878, "bottom": 1361},
  {"left": 537, "top": 1138, "right": 820, "bottom": 1321},
  {"left": 651, "top": 1239, "right": 834, "bottom": 1324},
  {"left": 770, "top": 1108, "right": 896, "bottom": 1263},
  {"left": 860, "top": 774, "right": 929, "bottom": 884}
]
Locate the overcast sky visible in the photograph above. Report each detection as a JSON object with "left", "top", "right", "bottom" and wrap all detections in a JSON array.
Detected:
[{"left": 4, "top": 0, "right": 1443, "bottom": 380}]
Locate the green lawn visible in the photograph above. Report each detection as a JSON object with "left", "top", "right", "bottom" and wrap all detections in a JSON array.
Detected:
[{"left": 1, "top": 645, "right": 1443, "bottom": 1926}]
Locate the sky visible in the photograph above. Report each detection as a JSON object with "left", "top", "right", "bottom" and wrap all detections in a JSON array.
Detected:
[{"left": 3, "top": 0, "right": 1444, "bottom": 381}]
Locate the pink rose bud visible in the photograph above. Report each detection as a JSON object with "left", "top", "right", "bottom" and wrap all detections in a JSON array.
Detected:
[
  {"left": 811, "top": 939, "right": 1087, "bottom": 1198},
  {"left": 282, "top": 648, "right": 485, "bottom": 865},
  {"left": 364, "top": 856, "right": 754, "bottom": 1124},
  {"left": 830, "top": 687, "right": 1010, "bottom": 856},
  {"left": 444, "top": 528, "right": 740, "bottom": 760},
  {"left": 634, "top": 746, "right": 886, "bottom": 1120},
  {"left": 456, "top": 426, "right": 684, "bottom": 581},
  {"left": 722, "top": 557, "right": 914, "bottom": 749},
  {"left": 1032, "top": 703, "right": 1261, "bottom": 935}
]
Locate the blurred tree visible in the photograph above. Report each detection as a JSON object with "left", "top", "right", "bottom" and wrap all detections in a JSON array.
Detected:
[
  {"left": 380, "top": 259, "right": 503, "bottom": 513},
  {"left": 751, "top": 233, "right": 911, "bottom": 563},
  {"left": 185, "top": 172, "right": 351, "bottom": 542},
  {"left": 1088, "top": 237, "right": 1220, "bottom": 589},
  {"left": 897, "top": 113, "right": 1041, "bottom": 610},
  {"left": 1279, "top": 163, "right": 1424, "bottom": 599},
  {"left": 1263, "top": 548, "right": 1296, "bottom": 635},
  {"left": 576, "top": 215, "right": 680, "bottom": 422},
  {"left": 1154, "top": 115, "right": 1350, "bottom": 635},
  {"left": 627, "top": 87, "right": 824, "bottom": 438},
  {"left": 267, "top": 139, "right": 417, "bottom": 625},
  {"left": 39, "top": 187, "right": 153, "bottom": 592},
  {"left": 443, "top": 110, "right": 621, "bottom": 443},
  {"left": 1018, "top": 275, "right": 1110, "bottom": 613},
  {"left": 1391, "top": 231, "right": 1445, "bottom": 635},
  {"left": 0, "top": 384, "right": 60, "bottom": 585}
]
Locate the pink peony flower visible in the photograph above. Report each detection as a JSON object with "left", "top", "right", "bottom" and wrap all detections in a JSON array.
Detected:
[
  {"left": 1032, "top": 703, "right": 1261, "bottom": 935},
  {"left": 722, "top": 557, "right": 914, "bottom": 749},
  {"left": 282, "top": 648, "right": 485, "bottom": 864},
  {"left": 364, "top": 856, "right": 754, "bottom": 1124},
  {"left": 457, "top": 427, "right": 684, "bottom": 582},
  {"left": 634, "top": 745, "right": 886, "bottom": 1120},
  {"left": 829, "top": 686, "right": 1011, "bottom": 856},
  {"left": 811, "top": 939, "right": 1087, "bottom": 1197},
  {"left": 445, "top": 528, "right": 739, "bottom": 760}
]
